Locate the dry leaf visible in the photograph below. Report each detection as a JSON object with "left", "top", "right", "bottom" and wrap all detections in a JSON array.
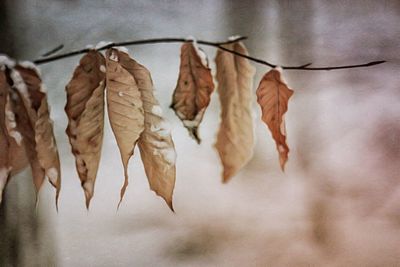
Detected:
[
  {"left": 215, "top": 42, "right": 256, "bottom": 182},
  {"left": 121, "top": 55, "right": 176, "bottom": 210},
  {"left": 170, "top": 42, "right": 215, "bottom": 143},
  {"left": 0, "top": 70, "right": 11, "bottom": 202},
  {"left": 106, "top": 48, "right": 145, "bottom": 203},
  {"left": 10, "top": 65, "right": 61, "bottom": 205},
  {"left": 256, "top": 68, "right": 293, "bottom": 171},
  {"left": 65, "top": 50, "right": 106, "bottom": 208}
]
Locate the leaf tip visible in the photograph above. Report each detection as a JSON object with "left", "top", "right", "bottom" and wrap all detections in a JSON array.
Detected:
[{"left": 187, "top": 126, "right": 201, "bottom": 144}]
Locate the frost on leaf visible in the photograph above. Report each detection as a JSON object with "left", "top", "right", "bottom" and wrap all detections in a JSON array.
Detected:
[
  {"left": 256, "top": 68, "right": 293, "bottom": 171},
  {"left": 65, "top": 50, "right": 106, "bottom": 208},
  {"left": 121, "top": 55, "right": 176, "bottom": 210},
  {"left": 170, "top": 42, "right": 215, "bottom": 144},
  {"left": 215, "top": 42, "right": 256, "bottom": 183},
  {"left": 10, "top": 65, "right": 61, "bottom": 206},
  {"left": 105, "top": 48, "right": 145, "bottom": 204}
]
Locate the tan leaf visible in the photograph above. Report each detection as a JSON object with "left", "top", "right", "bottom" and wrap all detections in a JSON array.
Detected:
[
  {"left": 170, "top": 42, "right": 215, "bottom": 143},
  {"left": 11, "top": 65, "right": 61, "bottom": 206},
  {"left": 105, "top": 48, "right": 145, "bottom": 203},
  {"left": 65, "top": 50, "right": 106, "bottom": 208},
  {"left": 256, "top": 68, "right": 294, "bottom": 171},
  {"left": 215, "top": 42, "right": 256, "bottom": 183},
  {"left": 120, "top": 55, "right": 176, "bottom": 210}
]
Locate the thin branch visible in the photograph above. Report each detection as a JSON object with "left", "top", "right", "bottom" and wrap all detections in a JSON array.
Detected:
[
  {"left": 32, "top": 36, "right": 386, "bottom": 70},
  {"left": 41, "top": 44, "right": 64, "bottom": 57}
]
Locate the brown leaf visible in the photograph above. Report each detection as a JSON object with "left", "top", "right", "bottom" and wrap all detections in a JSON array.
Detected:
[
  {"left": 10, "top": 65, "right": 61, "bottom": 206},
  {"left": 256, "top": 68, "right": 293, "bottom": 171},
  {"left": 121, "top": 55, "right": 176, "bottom": 210},
  {"left": 215, "top": 42, "right": 256, "bottom": 182},
  {"left": 0, "top": 68, "right": 28, "bottom": 203},
  {"left": 65, "top": 50, "right": 106, "bottom": 208},
  {"left": 105, "top": 48, "right": 145, "bottom": 203},
  {"left": 170, "top": 42, "right": 215, "bottom": 143},
  {"left": 0, "top": 69, "right": 11, "bottom": 202}
]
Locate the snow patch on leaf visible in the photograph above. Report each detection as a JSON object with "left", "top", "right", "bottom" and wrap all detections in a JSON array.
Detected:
[
  {"left": 95, "top": 41, "right": 113, "bottom": 50},
  {"left": 151, "top": 105, "right": 163, "bottom": 116}
]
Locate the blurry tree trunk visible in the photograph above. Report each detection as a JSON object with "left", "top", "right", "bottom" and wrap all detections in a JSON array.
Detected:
[{"left": 0, "top": 1, "right": 56, "bottom": 266}]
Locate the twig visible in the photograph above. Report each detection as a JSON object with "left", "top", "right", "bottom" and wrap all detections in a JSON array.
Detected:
[
  {"left": 32, "top": 36, "right": 385, "bottom": 70},
  {"left": 41, "top": 44, "right": 64, "bottom": 57}
]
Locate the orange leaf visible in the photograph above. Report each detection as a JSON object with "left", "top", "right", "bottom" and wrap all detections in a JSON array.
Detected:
[
  {"left": 171, "top": 42, "right": 215, "bottom": 143},
  {"left": 256, "top": 68, "right": 293, "bottom": 171}
]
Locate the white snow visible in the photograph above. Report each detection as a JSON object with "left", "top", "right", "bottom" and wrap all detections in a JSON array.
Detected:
[
  {"left": 118, "top": 92, "right": 124, "bottom": 97},
  {"left": 151, "top": 105, "right": 163, "bottom": 116},
  {"left": 46, "top": 167, "right": 58, "bottom": 184},
  {"left": 274, "top": 66, "right": 293, "bottom": 92},
  {"left": 115, "top": 46, "right": 129, "bottom": 54},
  {"left": 182, "top": 109, "right": 204, "bottom": 128},
  {"left": 0, "top": 54, "right": 15, "bottom": 70},
  {"left": 150, "top": 120, "right": 171, "bottom": 137},
  {"left": 192, "top": 41, "right": 209, "bottom": 67},
  {"left": 9, "top": 131, "right": 22, "bottom": 145},
  {"left": 109, "top": 50, "right": 118, "bottom": 61},
  {"left": 162, "top": 147, "right": 176, "bottom": 165},
  {"left": 5, "top": 101, "right": 23, "bottom": 145},
  {"left": 19, "top": 61, "right": 41, "bottom": 75},
  {"left": 228, "top": 35, "right": 242, "bottom": 41},
  {"left": 184, "top": 36, "right": 209, "bottom": 67},
  {"left": 95, "top": 40, "right": 113, "bottom": 50},
  {"left": 100, "top": 65, "right": 106, "bottom": 73},
  {"left": 10, "top": 69, "right": 30, "bottom": 101}
]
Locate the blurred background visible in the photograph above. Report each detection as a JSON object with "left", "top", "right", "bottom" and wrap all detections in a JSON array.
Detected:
[{"left": 1, "top": 0, "right": 399, "bottom": 266}]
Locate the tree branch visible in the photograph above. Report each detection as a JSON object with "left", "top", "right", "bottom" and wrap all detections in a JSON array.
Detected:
[{"left": 32, "top": 36, "right": 385, "bottom": 71}]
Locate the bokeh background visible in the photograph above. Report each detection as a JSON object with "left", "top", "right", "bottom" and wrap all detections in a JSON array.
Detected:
[{"left": 1, "top": 0, "right": 400, "bottom": 266}]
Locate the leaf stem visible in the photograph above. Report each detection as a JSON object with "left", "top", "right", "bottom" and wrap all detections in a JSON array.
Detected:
[{"left": 32, "top": 36, "right": 385, "bottom": 70}]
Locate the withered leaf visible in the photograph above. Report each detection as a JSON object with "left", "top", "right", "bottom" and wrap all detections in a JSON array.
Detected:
[
  {"left": 215, "top": 42, "right": 256, "bottom": 183},
  {"left": 11, "top": 65, "right": 61, "bottom": 206},
  {"left": 65, "top": 50, "right": 106, "bottom": 208},
  {"left": 170, "top": 42, "right": 215, "bottom": 143},
  {"left": 121, "top": 55, "right": 176, "bottom": 210},
  {"left": 106, "top": 48, "right": 145, "bottom": 203},
  {"left": 256, "top": 68, "right": 293, "bottom": 171},
  {"left": 0, "top": 70, "right": 11, "bottom": 202}
]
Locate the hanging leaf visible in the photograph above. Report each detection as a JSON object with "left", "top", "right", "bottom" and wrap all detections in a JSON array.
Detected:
[
  {"left": 10, "top": 65, "right": 61, "bottom": 206},
  {"left": 65, "top": 50, "right": 106, "bottom": 208},
  {"left": 0, "top": 70, "right": 11, "bottom": 202},
  {"left": 170, "top": 42, "right": 215, "bottom": 143},
  {"left": 105, "top": 48, "right": 145, "bottom": 203},
  {"left": 215, "top": 42, "right": 256, "bottom": 182},
  {"left": 256, "top": 68, "right": 293, "bottom": 171},
  {"left": 120, "top": 55, "right": 176, "bottom": 210}
]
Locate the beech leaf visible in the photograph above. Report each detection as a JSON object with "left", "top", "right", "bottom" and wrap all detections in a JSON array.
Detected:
[
  {"left": 170, "top": 42, "right": 215, "bottom": 143},
  {"left": 0, "top": 70, "right": 11, "bottom": 202},
  {"left": 65, "top": 50, "right": 106, "bottom": 208},
  {"left": 105, "top": 48, "right": 145, "bottom": 204},
  {"left": 215, "top": 42, "right": 256, "bottom": 183},
  {"left": 256, "top": 68, "right": 293, "bottom": 171},
  {"left": 121, "top": 56, "right": 176, "bottom": 210},
  {"left": 9, "top": 65, "right": 61, "bottom": 206}
]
